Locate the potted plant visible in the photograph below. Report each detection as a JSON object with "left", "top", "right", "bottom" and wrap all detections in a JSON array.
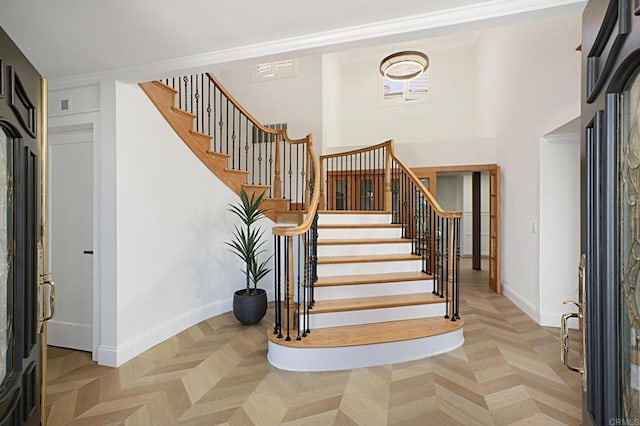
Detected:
[{"left": 226, "top": 189, "right": 271, "bottom": 325}]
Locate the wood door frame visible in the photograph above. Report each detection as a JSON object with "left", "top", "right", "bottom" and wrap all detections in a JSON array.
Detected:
[{"left": 412, "top": 163, "right": 501, "bottom": 293}]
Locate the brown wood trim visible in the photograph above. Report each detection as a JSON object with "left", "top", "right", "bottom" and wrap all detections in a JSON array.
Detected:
[
  {"left": 412, "top": 163, "right": 499, "bottom": 174},
  {"left": 320, "top": 140, "right": 392, "bottom": 160}
]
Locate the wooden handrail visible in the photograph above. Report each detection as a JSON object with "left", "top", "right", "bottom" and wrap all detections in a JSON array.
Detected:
[
  {"left": 319, "top": 140, "right": 391, "bottom": 160},
  {"left": 273, "top": 134, "right": 321, "bottom": 237},
  {"left": 320, "top": 139, "right": 461, "bottom": 219}
]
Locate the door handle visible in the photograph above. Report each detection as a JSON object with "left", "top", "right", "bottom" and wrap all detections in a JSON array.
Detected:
[
  {"left": 560, "top": 255, "right": 586, "bottom": 376},
  {"left": 561, "top": 306, "right": 583, "bottom": 374},
  {"left": 39, "top": 273, "right": 56, "bottom": 323}
]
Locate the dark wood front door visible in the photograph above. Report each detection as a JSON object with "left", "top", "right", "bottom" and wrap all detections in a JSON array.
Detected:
[
  {"left": 581, "top": 1, "right": 640, "bottom": 423},
  {"left": 0, "top": 27, "right": 43, "bottom": 425}
]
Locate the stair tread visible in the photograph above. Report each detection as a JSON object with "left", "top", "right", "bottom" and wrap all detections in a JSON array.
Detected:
[
  {"left": 311, "top": 292, "right": 443, "bottom": 313},
  {"left": 317, "top": 253, "right": 421, "bottom": 264},
  {"left": 318, "top": 238, "right": 410, "bottom": 246},
  {"left": 267, "top": 317, "right": 463, "bottom": 348},
  {"left": 206, "top": 150, "right": 231, "bottom": 159},
  {"left": 151, "top": 80, "right": 177, "bottom": 94},
  {"left": 318, "top": 223, "right": 398, "bottom": 229},
  {"left": 316, "top": 271, "right": 432, "bottom": 287},
  {"left": 224, "top": 168, "right": 249, "bottom": 175}
]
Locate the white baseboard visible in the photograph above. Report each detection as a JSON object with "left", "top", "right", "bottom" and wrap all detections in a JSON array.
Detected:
[
  {"left": 501, "top": 282, "right": 539, "bottom": 323},
  {"left": 48, "top": 320, "right": 93, "bottom": 352},
  {"left": 98, "top": 290, "right": 274, "bottom": 368}
]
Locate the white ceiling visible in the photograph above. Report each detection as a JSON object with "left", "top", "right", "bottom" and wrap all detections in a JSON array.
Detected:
[{"left": 0, "top": 0, "right": 585, "bottom": 80}]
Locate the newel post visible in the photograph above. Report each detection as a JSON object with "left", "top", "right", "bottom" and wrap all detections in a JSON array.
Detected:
[
  {"left": 384, "top": 141, "right": 393, "bottom": 212},
  {"left": 273, "top": 132, "right": 282, "bottom": 198}
]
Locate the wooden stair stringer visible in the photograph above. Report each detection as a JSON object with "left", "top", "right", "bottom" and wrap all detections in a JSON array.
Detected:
[{"left": 139, "top": 80, "right": 287, "bottom": 222}]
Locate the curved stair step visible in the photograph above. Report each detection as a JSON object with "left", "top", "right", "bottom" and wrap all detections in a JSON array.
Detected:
[{"left": 267, "top": 317, "right": 464, "bottom": 371}]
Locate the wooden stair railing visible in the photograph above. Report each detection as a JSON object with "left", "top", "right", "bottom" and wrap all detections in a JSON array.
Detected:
[
  {"left": 272, "top": 136, "right": 321, "bottom": 341},
  {"left": 271, "top": 140, "right": 462, "bottom": 344},
  {"left": 139, "top": 73, "right": 312, "bottom": 222},
  {"left": 321, "top": 141, "right": 462, "bottom": 318}
]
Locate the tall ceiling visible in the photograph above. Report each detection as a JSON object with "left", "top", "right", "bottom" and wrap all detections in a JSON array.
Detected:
[{"left": 0, "top": 0, "right": 585, "bottom": 80}]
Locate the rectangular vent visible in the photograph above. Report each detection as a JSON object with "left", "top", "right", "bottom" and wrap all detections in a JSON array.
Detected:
[{"left": 254, "top": 59, "right": 296, "bottom": 81}]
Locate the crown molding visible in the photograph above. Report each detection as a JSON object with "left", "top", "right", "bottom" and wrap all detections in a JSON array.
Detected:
[{"left": 49, "top": 0, "right": 585, "bottom": 90}]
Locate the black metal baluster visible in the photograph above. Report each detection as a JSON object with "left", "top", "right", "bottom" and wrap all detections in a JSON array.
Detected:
[
  {"left": 258, "top": 131, "right": 263, "bottom": 185},
  {"left": 455, "top": 217, "right": 461, "bottom": 320},
  {"left": 274, "top": 235, "right": 280, "bottom": 336},
  {"left": 268, "top": 135, "right": 273, "bottom": 198},
  {"left": 231, "top": 106, "right": 236, "bottom": 169},
  {"left": 303, "top": 229, "right": 310, "bottom": 337},
  {"left": 296, "top": 235, "right": 302, "bottom": 341},
  {"left": 207, "top": 80, "right": 212, "bottom": 141},
  {"left": 194, "top": 76, "right": 200, "bottom": 132},
  {"left": 288, "top": 144, "right": 293, "bottom": 208},
  {"left": 285, "top": 237, "right": 291, "bottom": 341},
  {"left": 251, "top": 126, "right": 256, "bottom": 185},
  {"left": 245, "top": 120, "right": 249, "bottom": 172},
  {"left": 295, "top": 144, "right": 300, "bottom": 209},
  {"left": 225, "top": 99, "right": 229, "bottom": 155},
  {"left": 218, "top": 90, "right": 223, "bottom": 153}
]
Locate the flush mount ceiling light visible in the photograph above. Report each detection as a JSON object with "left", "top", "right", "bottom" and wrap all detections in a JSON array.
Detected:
[{"left": 379, "top": 50, "right": 429, "bottom": 82}]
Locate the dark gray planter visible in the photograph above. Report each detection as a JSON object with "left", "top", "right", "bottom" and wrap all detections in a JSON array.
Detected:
[{"left": 233, "top": 288, "right": 267, "bottom": 325}]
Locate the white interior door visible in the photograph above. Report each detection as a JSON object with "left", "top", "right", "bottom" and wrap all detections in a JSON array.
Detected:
[{"left": 48, "top": 126, "right": 93, "bottom": 351}]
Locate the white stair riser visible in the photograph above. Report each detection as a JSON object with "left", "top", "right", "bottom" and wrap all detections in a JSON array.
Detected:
[
  {"left": 318, "top": 227, "right": 403, "bottom": 240},
  {"left": 317, "top": 213, "right": 392, "bottom": 225},
  {"left": 314, "top": 280, "right": 434, "bottom": 300},
  {"left": 304, "top": 303, "right": 446, "bottom": 328},
  {"left": 317, "top": 259, "right": 422, "bottom": 276},
  {"left": 267, "top": 328, "right": 464, "bottom": 372},
  {"left": 317, "top": 242, "right": 412, "bottom": 257}
]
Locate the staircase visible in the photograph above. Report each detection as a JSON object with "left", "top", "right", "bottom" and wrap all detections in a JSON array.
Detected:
[
  {"left": 267, "top": 210, "right": 463, "bottom": 371},
  {"left": 140, "top": 72, "right": 463, "bottom": 373}
]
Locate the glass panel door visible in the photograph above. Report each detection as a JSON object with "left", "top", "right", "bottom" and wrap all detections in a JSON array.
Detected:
[
  {"left": 359, "top": 178, "right": 374, "bottom": 210},
  {"left": 620, "top": 72, "right": 640, "bottom": 419}
]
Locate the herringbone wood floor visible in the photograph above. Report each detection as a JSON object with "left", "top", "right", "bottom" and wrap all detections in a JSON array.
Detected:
[{"left": 46, "top": 260, "right": 583, "bottom": 425}]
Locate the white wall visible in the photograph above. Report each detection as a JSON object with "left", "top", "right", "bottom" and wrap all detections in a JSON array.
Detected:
[
  {"left": 336, "top": 36, "right": 480, "bottom": 148},
  {"left": 539, "top": 134, "right": 580, "bottom": 327},
  {"left": 478, "top": 13, "right": 581, "bottom": 321},
  {"left": 217, "top": 56, "right": 323, "bottom": 147},
  {"left": 111, "top": 82, "right": 274, "bottom": 366}
]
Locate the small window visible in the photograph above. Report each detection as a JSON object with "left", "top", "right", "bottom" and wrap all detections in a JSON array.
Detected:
[
  {"left": 382, "top": 71, "right": 431, "bottom": 103},
  {"left": 253, "top": 59, "right": 296, "bottom": 81}
]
